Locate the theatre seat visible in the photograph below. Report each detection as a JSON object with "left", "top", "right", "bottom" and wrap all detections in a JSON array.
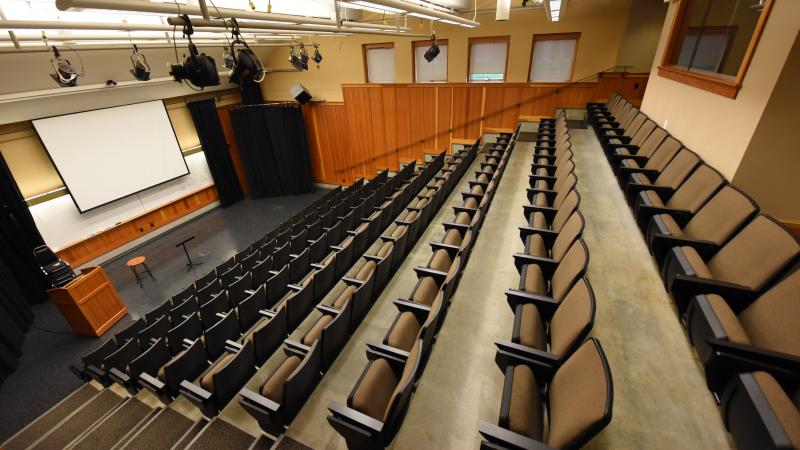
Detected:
[
  {"left": 685, "top": 268, "right": 800, "bottom": 393},
  {"left": 180, "top": 340, "right": 256, "bottom": 417},
  {"left": 140, "top": 338, "right": 208, "bottom": 403},
  {"left": 663, "top": 215, "right": 800, "bottom": 313},
  {"left": 480, "top": 338, "right": 613, "bottom": 450},
  {"left": 328, "top": 341, "right": 422, "bottom": 449},
  {"left": 243, "top": 306, "right": 287, "bottom": 364},
  {"left": 166, "top": 313, "right": 203, "bottom": 355},
  {"left": 647, "top": 185, "right": 759, "bottom": 266},
  {"left": 517, "top": 211, "right": 584, "bottom": 268},
  {"left": 615, "top": 135, "right": 681, "bottom": 184},
  {"left": 624, "top": 148, "right": 700, "bottom": 206},
  {"left": 721, "top": 371, "right": 800, "bottom": 450},
  {"left": 634, "top": 164, "right": 725, "bottom": 231},
  {"left": 508, "top": 239, "right": 589, "bottom": 311}
]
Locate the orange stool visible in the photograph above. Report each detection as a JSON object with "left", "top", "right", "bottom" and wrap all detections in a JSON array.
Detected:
[{"left": 127, "top": 256, "right": 156, "bottom": 287}]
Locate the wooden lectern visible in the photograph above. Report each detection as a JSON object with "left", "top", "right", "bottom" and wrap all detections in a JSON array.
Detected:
[{"left": 48, "top": 266, "right": 128, "bottom": 337}]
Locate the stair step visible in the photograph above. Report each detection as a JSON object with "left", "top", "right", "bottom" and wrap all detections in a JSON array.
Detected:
[
  {"left": 70, "top": 397, "right": 153, "bottom": 450},
  {"left": 185, "top": 419, "right": 256, "bottom": 450},
  {"left": 29, "top": 389, "right": 124, "bottom": 450},
  {"left": 119, "top": 407, "right": 196, "bottom": 450},
  {"left": 2, "top": 384, "right": 100, "bottom": 450}
]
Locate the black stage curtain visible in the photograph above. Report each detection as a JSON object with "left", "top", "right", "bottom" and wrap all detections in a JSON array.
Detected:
[
  {"left": 239, "top": 79, "right": 264, "bottom": 105},
  {"left": 0, "top": 153, "right": 45, "bottom": 384},
  {"left": 188, "top": 98, "right": 244, "bottom": 207},
  {"left": 229, "top": 104, "right": 313, "bottom": 198}
]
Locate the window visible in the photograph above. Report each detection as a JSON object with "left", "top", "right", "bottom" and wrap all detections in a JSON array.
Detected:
[
  {"left": 468, "top": 36, "right": 509, "bottom": 82},
  {"left": 529, "top": 33, "right": 579, "bottom": 82},
  {"left": 413, "top": 39, "right": 448, "bottom": 83},
  {"left": 658, "top": 0, "right": 774, "bottom": 98},
  {"left": 363, "top": 43, "right": 395, "bottom": 84}
]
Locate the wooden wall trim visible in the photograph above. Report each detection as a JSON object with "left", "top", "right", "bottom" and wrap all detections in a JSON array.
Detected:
[
  {"left": 305, "top": 77, "right": 648, "bottom": 186},
  {"left": 56, "top": 185, "right": 219, "bottom": 267}
]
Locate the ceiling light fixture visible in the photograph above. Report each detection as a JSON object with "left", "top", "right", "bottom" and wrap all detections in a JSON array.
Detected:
[
  {"left": 545, "top": 0, "right": 566, "bottom": 21},
  {"left": 496, "top": 0, "right": 511, "bottom": 20}
]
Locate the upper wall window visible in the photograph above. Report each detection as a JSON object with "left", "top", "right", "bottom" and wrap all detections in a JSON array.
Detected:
[
  {"left": 468, "top": 36, "right": 509, "bottom": 82},
  {"left": 414, "top": 39, "right": 448, "bottom": 83},
  {"left": 658, "top": 0, "right": 774, "bottom": 98},
  {"left": 364, "top": 43, "right": 395, "bottom": 84},
  {"left": 529, "top": 33, "right": 580, "bottom": 82}
]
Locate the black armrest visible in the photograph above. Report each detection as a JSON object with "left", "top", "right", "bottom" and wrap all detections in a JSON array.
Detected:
[
  {"left": 494, "top": 349, "right": 557, "bottom": 383},
  {"left": 430, "top": 242, "right": 461, "bottom": 253},
  {"left": 366, "top": 342, "right": 410, "bottom": 359},
  {"left": 522, "top": 204, "right": 557, "bottom": 222},
  {"left": 528, "top": 174, "right": 556, "bottom": 184},
  {"left": 258, "top": 309, "right": 276, "bottom": 319},
  {"left": 611, "top": 152, "right": 648, "bottom": 165},
  {"left": 512, "top": 254, "right": 558, "bottom": 279},
  {"left": 626, "top": 182, "right": 673, "bottom": 199},
  {"left": 708, "top": 339, "right": 800, "bottom": 376},
  {"left": 179, "top": 380, "right": 212, "bottom": 404},
  {"left": 108, "top": 367, "right": 131, "bottom": 386},
  {"left": 650, "top": 233, "right": 720, "bottom": 261},
  {"left": 442, "top": 222, "right": 470, "bottom": 233},
  {"left": 328, "top": 402, "right": 384, "bottom": 434},
  {"left": 363, "top": 254, "right": 385, "bottom": 263},
  {"left": 342, "top": 276, "right": 366, "bottom": 287},
  {"left": 393, "top": 298, "right": 432, "bottom": 314},
  {"left": 284, "top": 339, "right": 311, "bottom": 354},
  {"left": 240, "top": 387, "right": 280, "bottom": 413},
  {"left": 225, "top": 340, "right": 243, "bottom": 353},
  {"left": 518, "top": 227, "right": 558, "bottom": 247},
  {"left": 638, "top": 205, "right": 693, "bottom": 226},
  {"left": 671, "top": 274, "right": 758, "bottom": 313},
  {"left": 479, "top": 421, "right": 555, "bottom": 450},
  {"left": 505, "top": 289, "right": 559, "bottom": 320},
  {"left": 526, "top": 188, "right": 557, "bottom": 204},
  {"left": 316, "top": 304, "right": 340, "bottom": 315},
  {"left": 414, "top": 266, "right": 448, "bottom": 282},
  {"left": 86, "top": 364, "right": 106, "bottom": 381},
  {"left": 600, "top": 133, "right": 631, "bottom": 144},
  {"left": 310, "top": 263, "right": 325, "bottom": 270},
  {"left": 618, "top": 166, "right": 659, "bottom": 180},
  {"left": 495, "top": 340, "right": 563, "bottom": 366},
  {"left": 138, "top": 372, "right": 165, "bottom": 394},
  {"left": 330, "top": 245, "right": 344, "bottom": 251}
]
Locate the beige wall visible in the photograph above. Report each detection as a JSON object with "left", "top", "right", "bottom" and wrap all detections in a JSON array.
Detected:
[
  {"left": 640, "top": 0, "right": 800, "bottom": 179},
  {"left": 615, "top": 0, "right": 668, "bottom": 72},
  {"left": 261, "top": 0, "right": 635, "bottom": 101},
  {"left": 732, "top": 32, "right": 800, "bottom": 223}
]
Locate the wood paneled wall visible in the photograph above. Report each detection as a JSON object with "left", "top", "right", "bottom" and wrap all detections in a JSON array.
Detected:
[{"left": 304, "top": 74, "right": 649, "bottom": 185}]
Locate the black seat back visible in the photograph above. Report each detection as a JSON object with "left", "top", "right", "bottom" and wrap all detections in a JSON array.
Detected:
[{"left": 167, "top": 314, "right": 203, "bottom": 355}]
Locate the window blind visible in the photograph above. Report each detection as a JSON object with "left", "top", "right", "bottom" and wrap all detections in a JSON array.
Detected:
[
  {"left": 469, "top": 42, "right": 507, "bottom": 81},
  {"left": 366, "top": 47, "right": 395, "bottom": 83},
  {"left": 415, "top": 44, "right": 448, "bottom": 83},
  {"left": 530, "top": 38, "right": 577, "bottom": 82}
]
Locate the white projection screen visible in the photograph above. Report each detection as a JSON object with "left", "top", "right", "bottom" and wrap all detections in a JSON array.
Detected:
[{"left": 32, "top": 100, "right": 190, "bottom": 213}]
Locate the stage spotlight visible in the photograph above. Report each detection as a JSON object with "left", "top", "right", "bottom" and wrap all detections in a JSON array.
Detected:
[
  {"left": 298, "top": 44, "right": 310, "bottom": 70},
  {"left": 49, "top": 46, "right": 79, "bottom": 87},
  {"left": 226, "top": 20, "right": 265, "bottom": 83},
  {"left": 169, "top": 15, "right": 220, "bottom": 89},
  {"left": 311, "top": 43, "right": 323, "bottom": 64},
  {"left": 130, "top": 44, "right": 151, "bottom": 81},
  {"left": 289, "top": 46, "right": 302, "bottom": 70},
  {"left": 424, "top": 35, "right": 440, "bottom": 62},
  {"left": 222, "top": 46, "right": 235, "bottom": 71}
]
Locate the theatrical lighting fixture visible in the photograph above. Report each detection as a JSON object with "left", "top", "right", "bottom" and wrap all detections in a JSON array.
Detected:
[
  {"left": 130, "top": 44, "right": 151, "bottom": 81},
  {"left": 289, "top": 45, "right": 302, "bottom": 70},
  {"left": 222, "top": 46, "right": 235, "bottom": 70},
  {"left": 226, "top": 19, "right": 265, "bottom": 83},
  {"left": 311, "top": 43, "right": 323, "bottom": 64},
  {"left": 298, "top": 44, "right": 309, "bottom": 70},
  {"left": 49, "top": 45, "right": 80, "bottom": 87},
  {"left": 168, "top": 15, "right": 220, "bottom": 89},
  {"left": 423, "top": 34, "right": 440, "bottom": 62}
]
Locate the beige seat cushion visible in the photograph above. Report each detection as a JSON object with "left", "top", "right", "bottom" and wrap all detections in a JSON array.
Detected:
[
  {"left": 550, "top": 242, "right": 586, "bottom": 302},
  {"left": 413, "top": 277, "right": 440, "bottom": 306},
  {"left": 707, "top": 216, "right": 799, "bottom": 289},
  {"left": 429, "top": 250, "right": 453, "bottom": 272},
  {"left": 547, "top": 342, "right": 609, "bottom": 448},
  {"left": 391, "top": 225, "right": 407, "bottom": 238},
  {"left": 704, "top": 294, "right": 751, "bottom": 345},
  {"left": 405, "top": 211, "right": 419, "bottom": 222},
  {"left": 752, "top": 371, "right": 800, "bottom": 450},
  {"left": 382, "top": 342, "right": 420, "bottom": 421},
  {"left": 551, "top": 214, "right": 582, "bottom": 261},
  {"left": 386, "top": 312, "right": 421, "bottom": 351},
  {"left": 464, "top": 197, "right": 479, "bottom": 209},
  {"left": 530, "top": 212, "right": 547, "bottom": 229},
  {"left": 302, "top": 315, "right": 334, "bottom": 346},
  {"left": 443, "top": 229, "right": 463, "bottom": 245},
  {"left": 200, "top": 353, "right": 235, "bottom": 392},
  {"left": 629, "top": 172, "right": 650, "bottom": 186},
  {"left": 351, "top": 359, "right": 399, "bottom": 421},
  {"left": 355, "top": 261, "right": 376, "bottom": 280},
  {"left": 471, "top": 185, "right": 484, "bottom": 195},
  {"left": 738, "top": 270, "right": 800, "bottom": 357},
  {"left": 455, "top": 212, "right": 471, "bottom": 225},
  {"left": 508, "top": 365, "right": 543, "bottom": 441},
  {"left": 550, "top": 280, "right": 593, "bottom": 358},
  {"left": 683, "top": 187, "right": 753, "bottom": 244},
  {"left": 680, "top": 246, "right": 713, "bottom": 279},
  {"left": 333, "top": 285, "right": 357, "bottom": 308},
  {"left": 527, "top": 234, "right": 547, "bottom": 258},
  {"left": 641, "top": 190, "right": 664, "bottom": 207},
  {"left": 517, "top": 304, "right": 546, "bottom": 350},
  {"left": 524, "top": 264, "right": 546, "bottom": 295},
  {"left": 533, "top": 192, "right": 548, "bottom": 207},
  {"left": 261, "top": 356, "right": 302, "bottom": 403},
  {"left": 377, "top": 242, "right": 393, "bottom": 258},
  {"left": 656, "top": 214, "right": 683, "bottom": 236},
  {"left": 477, "top": 174, "right": 489, "bottom": 183}
]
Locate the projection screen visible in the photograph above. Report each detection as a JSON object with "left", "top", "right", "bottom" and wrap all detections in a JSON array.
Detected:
[{"left": 32, "top": 100, "right": 190, "bottom": 213}]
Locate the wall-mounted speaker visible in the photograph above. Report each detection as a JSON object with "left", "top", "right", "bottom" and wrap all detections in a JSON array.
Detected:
[{"left": 290, "top": 83, "right": 312, "bottom": 104}]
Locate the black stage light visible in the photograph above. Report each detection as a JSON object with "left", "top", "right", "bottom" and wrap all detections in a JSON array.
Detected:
[
  {"left": 130, "top": 44, "right": 151, "bottom": 81},
  {"left": 226, "top": 19, "right": 265, "bottom": 83},
  {"left": 424, "top": 41, "right": 440, "bottom": 62},
  {"left": 311, "top": 43, "right": 323, "bottom": 64},
  {"left": 298, "top": 44, "right": 309, "bottom": 70},
  {"left": 289, "top": 46, "right": 302, "bottom": 70},
  {"left": 49, "top": 46, "right": 79, "bottom": 87},
  {"left": 169, "top": 15, "right": 220, "bottom": 88}
]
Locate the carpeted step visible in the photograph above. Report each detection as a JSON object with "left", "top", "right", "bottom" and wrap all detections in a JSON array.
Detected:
[
  {"left": 275, "top": 436, "right": 313, "bottom": 450},
  {"left": 2, "top": 384, "right": 100, "bottom": 450},
  {"left": 118, "top": 407, "right": 196, "bottom": 450},
  {"left": 30, "top": 389, "right": 124, "bottom": 450},
  {"left": 185, "top": 419, "right": 256, "bottom": 450},
  {"left": 249, "top": 435, "right": 275, "bottom": 450},
  {"left": 70, "top": 397, "right": 153, "bottom": 450},
  {"left": 174, "top": 417, "right": 208, "bottom": 449}
]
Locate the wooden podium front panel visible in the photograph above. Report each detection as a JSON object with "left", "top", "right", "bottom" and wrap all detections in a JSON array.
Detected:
[{"left": 49, "top": 267, "right": 128, "bottom": 337}]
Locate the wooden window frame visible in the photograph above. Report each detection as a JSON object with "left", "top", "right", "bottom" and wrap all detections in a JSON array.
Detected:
[
  {"left": 467, "top": 36, "right": 510, "bottom": 83},
  {"left": 363, "top": 42, "right": 395, "bottom": 84},
  {"left": 412, "top": 39, "right": 449, "bottom": 83},
  {"left": 528, "top": 32, "right": 581, "bottom": 82},
  {"left": 657, "top": 0, "right": 774, "bottom": 99}
]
